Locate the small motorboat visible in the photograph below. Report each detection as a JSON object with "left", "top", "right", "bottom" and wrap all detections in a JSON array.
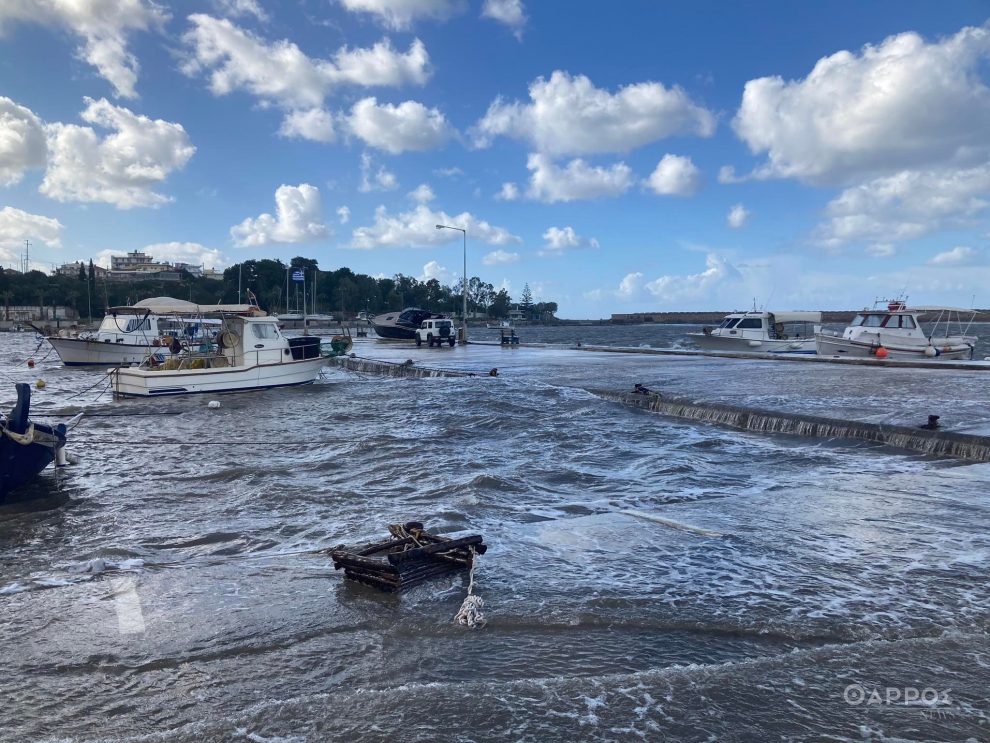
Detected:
[
  {"left": 0, "top": 383, "right": 75, "bottom": 504},
  {"left": 687, "top": 310, "right": 822, "bottom": 354},
  {"left": 815, "top": 300, "right": 978, "bottom": 360},
  {"left": 369, "top": 308, "right": 446, "bottom": 340}
]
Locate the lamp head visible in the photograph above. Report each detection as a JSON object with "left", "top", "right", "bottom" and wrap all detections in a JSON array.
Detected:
[{"left": 435, "top": 224, "right": 443, "bottom": 230}]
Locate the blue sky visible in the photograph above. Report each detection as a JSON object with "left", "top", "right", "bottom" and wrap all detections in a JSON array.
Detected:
[{"left": 1, "top": 0, "right": 989, "bottom": 317}]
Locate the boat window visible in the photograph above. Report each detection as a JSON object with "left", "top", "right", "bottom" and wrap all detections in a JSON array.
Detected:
[
  {"left": 124, "top": 318, "right": 151, "bottom": 333},
  {"left": 719, "top": 318, "right": 740, "bottom": 328},
  {"left": 901, "top": 315, "right": 916, "bottom": 329},
  {"left": 863, "top": 315, "right": 884, "bottom": 327},
  {"left": 252, "top": 323, "right": 278, "bottom": 339},
  {"left": 882, "top": 315, "right": 900, "bottom": 328},
  {"left": 850, "top": 314, "right": 866, "bottom": 327},
  {"left": 736, "top": 318, "right": 763, "bottom": 329}
]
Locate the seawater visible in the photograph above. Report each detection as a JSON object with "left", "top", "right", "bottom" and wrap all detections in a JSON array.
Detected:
[{"left": 0, "top": 326, "right": 988, "bottom": 742}]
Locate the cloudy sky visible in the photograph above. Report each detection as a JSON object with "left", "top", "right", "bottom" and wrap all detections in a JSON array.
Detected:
[{"left": 1, "top": 0, "right": 989, "bottom": 316}]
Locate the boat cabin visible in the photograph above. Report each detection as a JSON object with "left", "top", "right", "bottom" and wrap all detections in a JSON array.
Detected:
[
  {"left": 89, "top": 312, "right": 160, "bottom": 343},
  {"left": 708, "top": 311, "right": 821, "bottom": 340}
]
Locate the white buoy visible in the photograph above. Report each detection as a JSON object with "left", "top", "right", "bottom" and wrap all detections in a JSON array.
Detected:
[
  {"left": 208, "top": 400, "right": 221, "bottom": 409},
  {"left": 924, "top": 345, "right": 938, "bottom": 357}
]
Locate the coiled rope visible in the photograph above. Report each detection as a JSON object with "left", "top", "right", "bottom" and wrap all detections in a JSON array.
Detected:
[{"left": 453, "top": 546, "right": 485, "bottom": 628}]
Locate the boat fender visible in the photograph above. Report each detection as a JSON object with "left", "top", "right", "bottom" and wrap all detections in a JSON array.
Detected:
[
  {"left": 924, "top": 345, "right": 938, "bottom": 357},
  {"left": 875, "top": 346, "right": 888, "bottom": 359}
]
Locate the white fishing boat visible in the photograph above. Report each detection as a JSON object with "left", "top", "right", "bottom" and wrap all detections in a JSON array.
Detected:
[
  {"left": 108, "top": 302, "right": 326, "bottom": 397},
  {"left": 42, "top": 297, "right": 215, "bottom": 366},
  {"left": 815, "top": 300, "right": 978, "bottom": 360},
  {"left": 687, "top": 310, "right": 822, "bottom": 354}
]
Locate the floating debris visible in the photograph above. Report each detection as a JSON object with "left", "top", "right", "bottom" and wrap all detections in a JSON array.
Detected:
[
  {"left": 207, "top": 400, "right": 221, "bottom": 409},
  {"left": 329, "top": 522, "right": 486, "bottom": 593}
]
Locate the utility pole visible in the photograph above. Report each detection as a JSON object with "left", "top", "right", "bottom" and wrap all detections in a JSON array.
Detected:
[{"left": 23, "top": 239, "right": 30, "bottom": 273}]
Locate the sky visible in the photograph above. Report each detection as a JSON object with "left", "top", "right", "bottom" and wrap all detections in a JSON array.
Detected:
[{"left": 1, "top": 0, "right": 989, "bottom": 318}]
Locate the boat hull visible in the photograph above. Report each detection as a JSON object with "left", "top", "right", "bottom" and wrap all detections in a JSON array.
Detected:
[
  {"left": 110, "top": 356, "right": 326, "bottom": 396},
  {"left": 686, "top": 333, "right": 817, "bottom": 354},
  {"left": 815, "top": 334, "right": 975, "bottom": 360},
  {"left": 1, "top": 384, "right": 66, "bottom": 503},
  {"left": 48, "top": 337, "right": 161, "bottom": 366},
  {"left": 370, "top": 323, "right": 417, "bottom": 340}
]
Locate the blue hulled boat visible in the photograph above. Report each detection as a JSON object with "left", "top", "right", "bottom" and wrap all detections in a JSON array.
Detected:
[{"left": 0, "top": 383, "right": 69, "bottom": 503}]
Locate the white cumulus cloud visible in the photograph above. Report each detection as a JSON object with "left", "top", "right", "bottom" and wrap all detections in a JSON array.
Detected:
[
  {"left": 816, "top": 163, "right": 990, "bottom": 247},
  {"left": 481, "top": 0, "right": 526, "bottom": 38},
  {"left": 338, "top": 0, "right": 464, "bottom": 30},
  {"left": 727, "top": 203, "right": 750, "bottom": 229},
  {"left": 645, "top": 254, "right": 741, "bottom": 303},
  {"left": 359, "top": 152, "right": 399, "bottom": 192},
  {"left": 231, "top": 183, "right": 330, "bottom": 246},
  {"left": 617, "top": 272, "right": 644, "bottom": 298},
  {"left": 645, "top": 154, "right": 702, "bottom": 196},
  {"left": 0, "top": 97, "right": 47, "bottom": 185},
  {"left": 181, "top": 15, "right": 430, "bottom": 140},
  {"left": 41, "top": 97, "right": 195, "bottom": 209},
  {"left": 337, "top": 205, "right": 351, "bottom": 224},
  {"left": 482, "top": 249, "right": 519, "bottom": 265},
  {"left": 472, "top": 70, "right": 716, "bottom": 156},
  {"left": 278, "top": 108, "right": 336, "bottom": 143},
  {"left": 142, "top": 241, "right": 229, "bottom": 269},
  {"left": 526, "top": 153, "right": 633, "bottom": 203},
  {"left": 733, "top": 23, "right": 990, "bottom": 185},
  {"left": 0, "top": 206, "right": 64, "bottom": 249},
  {"left": 408, "top": 183, "right": 435, "bottom": 202},
  {"left": 419, "top": 258, "right": 455, "bottom": 283},
  {"left": 346, "top": 97, "right": 451, "bottom": 153},
  {"left": 0, "top": 0, "right": 168, "bottom": 98},
  {"left": 349, "top": 204, "right": 520, "bottom": 249},
  {"left": 540, "top": 225, "right": 599, "bottom": 256},
  {"left": 929, "top": 246, "right": 979, "bottom": 266},
  {"left": 495, "top": 182, "right": 519, "bottom": 201}
]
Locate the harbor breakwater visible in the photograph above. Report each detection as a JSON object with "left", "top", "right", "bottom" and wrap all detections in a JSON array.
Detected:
[
  {"left": 597, "top": 390, "right": 990, "bottom": 463},
  {"left": 329, "top": 355, "right": 483, "bottom": 379}
]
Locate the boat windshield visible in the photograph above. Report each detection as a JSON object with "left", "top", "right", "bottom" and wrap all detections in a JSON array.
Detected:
[
  {"left": 850, "top": 314, "right": 884, "bottom": 327},
  {"left": 881, "top": 314, "right": 917, "bottom": 329},
  {"left": 719, "top": 318, "right": 740, "bottom": 328}
]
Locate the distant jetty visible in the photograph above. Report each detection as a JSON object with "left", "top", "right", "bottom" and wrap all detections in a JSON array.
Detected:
[{"left": 609, "top": 311, "right": 861, "bottom": 325}]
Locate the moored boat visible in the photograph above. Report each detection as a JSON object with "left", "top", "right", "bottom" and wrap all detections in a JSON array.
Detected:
[
  {"left": 686, "top": 310, "right": 822, "bottom": 354},
  {"left": 108, "top": 302, "right": 326, "bottom": 396},
  {"left": 1, "top": 383, "right": 75, "bottom": 503},
  {"left": 42, "top": 297, "right": 214, "bottom": 366},
  {"left": 814, "top": 300, "right": 978, "bottom": 360},
  {"left": 369, "top": 308, "right": 446, "bottom": 340}
]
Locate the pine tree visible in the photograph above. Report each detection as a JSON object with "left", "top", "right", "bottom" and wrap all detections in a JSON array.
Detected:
[{"left": 520, "top": 283, "right": 534, "bottom": 318}]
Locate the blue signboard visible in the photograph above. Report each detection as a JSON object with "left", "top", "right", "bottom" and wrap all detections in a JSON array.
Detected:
[{"left": 292, "top": 269, "right": 305, "bottom": 282}]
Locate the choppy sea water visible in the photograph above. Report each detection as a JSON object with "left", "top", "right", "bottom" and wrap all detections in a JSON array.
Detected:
[{"left": 1, "top": 326, "right": 988, "bottom": 742}]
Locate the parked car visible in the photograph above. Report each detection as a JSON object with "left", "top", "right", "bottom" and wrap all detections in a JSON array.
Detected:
[{"left": 416, "top": 318, "right": 456, "bottom": 347}]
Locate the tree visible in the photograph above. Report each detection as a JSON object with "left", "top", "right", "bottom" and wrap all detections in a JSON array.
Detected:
[
  {"left": 520, "top": 283, "right": 534, "bottom": 318},
  {"left": 490, "top": 288, "right": 511, "bottom": 318}
]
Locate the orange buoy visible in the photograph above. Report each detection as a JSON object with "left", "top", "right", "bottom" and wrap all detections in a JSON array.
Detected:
[{"left": 875, "top": 346, "right": 889, "bottom": 359}]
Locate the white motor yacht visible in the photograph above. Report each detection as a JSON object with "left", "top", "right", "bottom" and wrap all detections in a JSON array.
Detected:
[
  {"left": 687, "top": 310, "right": 822, "bottom": 354},
  {"left": 815, "top": 300, "right": 978, "bottom": 360}
]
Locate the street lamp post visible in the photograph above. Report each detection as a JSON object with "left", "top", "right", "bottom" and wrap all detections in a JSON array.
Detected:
[{"left": 435, "top": 224, "right": 468, "bottom": 344}]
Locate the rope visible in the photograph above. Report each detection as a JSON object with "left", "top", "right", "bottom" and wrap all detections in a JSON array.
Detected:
[{"left": 453, "top": 546, "right": 486, "bottom": 628}]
